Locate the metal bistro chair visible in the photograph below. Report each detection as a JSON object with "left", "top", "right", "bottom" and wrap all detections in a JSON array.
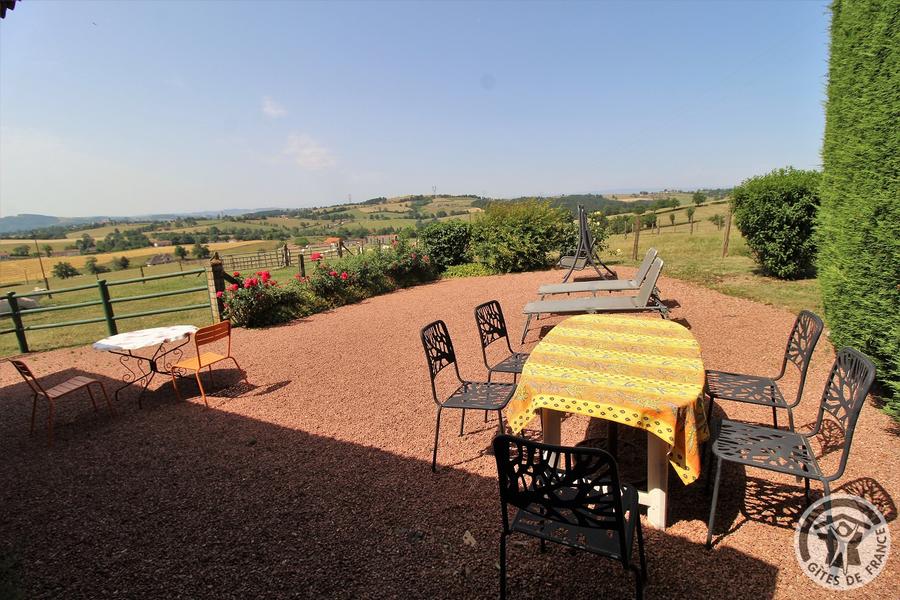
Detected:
[
  {"left": 10, "top": 359, "right": 115, "bottom": 446},
  {"left": 705, "top": 310, "right": 824, "bottom": 431},
  {"left": 420, "top": 320, "right": 516, "bottom": 472},
  {"left": 706, "top": 347, "right": 876, "bottom": 548},
  {"left": 494, "top": 435, "right": 647, "bottom": 599},
  {"left": 474, "top": 300, "right": 530, "bottom": 383},
  {"left": 171, "top": 321, "right": 249, "bottom": 407}
]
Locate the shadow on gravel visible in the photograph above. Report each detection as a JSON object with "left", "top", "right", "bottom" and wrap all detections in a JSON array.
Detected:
[{"left": 0, "top": 374, "right": 780, "bottom": 600}]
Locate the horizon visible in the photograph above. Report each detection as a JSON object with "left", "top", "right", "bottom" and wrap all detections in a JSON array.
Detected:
[{"left": 1, "top": 1, "right": 829, "bottom": 218}]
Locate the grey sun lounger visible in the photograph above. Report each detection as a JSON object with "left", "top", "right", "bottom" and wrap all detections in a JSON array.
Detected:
[
  {"left": 539, "top": 248, "right": 658, "bottom": 297},
  {"left": 521, "top": 257, "right": 668, "bottom": 343}
]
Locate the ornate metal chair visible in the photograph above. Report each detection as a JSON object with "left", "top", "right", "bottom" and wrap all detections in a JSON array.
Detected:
[
  {"left": 420, "top": 320, "right": 516, "bottom": 471},
  {"left": 474, "top": 300, "right": 529, "bottom": 382},
  {"left": 493, "top": 435, "right": 647, "bottom": 599},
  {"left": 10, "top": 359, "right": 114, "bottom": 446},
  {"left": 705, "top": 347, "right": 876, "bottom": 548},
  {"left": 705, "top": 310, "right": 824, "bottom": 430}
]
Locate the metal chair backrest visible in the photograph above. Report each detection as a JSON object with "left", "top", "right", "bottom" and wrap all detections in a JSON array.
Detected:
[
  {"left": 10, "top": 359, "right": 46, "bottom": 397},
  {"left": 810, "top": 347, "right": 876, "bottom": 482},
  {"left": 635, "top": 258, "right": 663, "bottom": 307},
  {"left": 493, "top": 435, "right": 630, "bottom": 562},
  {"left": 194, "top": 320, "right": 232, "bottom": 357},
  {"left": 474, "top": 301, "right": 514, "bottom": 362},
  {"left": 420, "top": 320, "right": 462, "bottom": 402},
  {"left": 776, "top": 310, "right": 825, "bottom": 404},
  {"left": 633, "top": 248, "right": 659, "bottom": 284}
]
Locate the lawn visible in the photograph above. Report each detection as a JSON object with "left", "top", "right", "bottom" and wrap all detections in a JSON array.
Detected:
[{"left": 602, "top": 225, "right": 822, "bottom": 314}]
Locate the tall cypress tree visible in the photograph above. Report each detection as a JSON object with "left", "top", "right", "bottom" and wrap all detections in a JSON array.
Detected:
[{"left": 819, "top": 0, "right": 900, "bottom": 409}]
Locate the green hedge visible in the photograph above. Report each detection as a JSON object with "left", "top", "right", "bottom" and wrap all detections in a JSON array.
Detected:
[
  {"left": 819, "top": 0, "right": 900, "bottom": 411},
  {"left": 419, "top": 220, "right": 471, "bottom": 270},
  {"left": 731, "top": 167, "right": 821, "bottom": 279}
]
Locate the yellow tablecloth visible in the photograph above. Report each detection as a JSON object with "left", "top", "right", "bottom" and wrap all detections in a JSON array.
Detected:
[{"left": 507, "top": 314, "right": 709, "bottom": 484}]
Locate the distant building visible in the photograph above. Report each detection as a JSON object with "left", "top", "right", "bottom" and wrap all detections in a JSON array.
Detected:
[
  {"left": 146, "top": 254, "right": 173, "bottom": 266},
  {"left": 0, "top": 252, "right": 9, "bottom": 261},
  {"left": 152, "top": 240, "right": 173, "bottom": 247}
]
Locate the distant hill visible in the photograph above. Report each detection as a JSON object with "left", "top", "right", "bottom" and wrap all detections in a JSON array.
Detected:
[{"left": 0, "top": 208, "right": 275, "bottom": 235}]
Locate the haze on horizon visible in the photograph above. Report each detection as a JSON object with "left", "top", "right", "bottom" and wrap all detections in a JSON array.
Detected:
[{"left": 0, "top": 1, "right": 830, "bottom": 218}]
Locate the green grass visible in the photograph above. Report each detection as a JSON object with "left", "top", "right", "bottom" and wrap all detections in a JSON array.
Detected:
[{"left": 603, "top": 227, "right": 822, "bottom": 315}]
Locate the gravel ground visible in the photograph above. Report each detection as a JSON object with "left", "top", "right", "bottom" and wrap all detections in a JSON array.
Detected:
[{"left": 1, "top": 268, "right": 898, "bottom": 599}]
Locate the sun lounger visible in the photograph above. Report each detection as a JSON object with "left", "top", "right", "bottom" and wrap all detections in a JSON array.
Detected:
[
  {"left": 521, "top": 257, "right": 667, "bottom": 342},
  {"left": 540, "top": 248, "right": 658, "bottom": 297}
]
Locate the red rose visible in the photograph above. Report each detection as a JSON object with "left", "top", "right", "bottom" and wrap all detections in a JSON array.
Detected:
[
  {"left": 340, "top": 272, "right": 349, "bottom": 280},
  {"left": 233, "top": 272, "right": 240, "bottom": 277},
  {"left": 311, "top": 252, "right": 323, "bottom": 261},
  {"left": 329, "top": 270, "right": 338, "bottom": 277},
  {"left": 215, "top": 291, "right": 224, "bottom": 298}
]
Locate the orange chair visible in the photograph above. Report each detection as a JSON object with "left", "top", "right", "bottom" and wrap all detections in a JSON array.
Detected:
[
  {"left": 170, "top": 321, "right": 248, "bottom": 407},
  {"left": 10, "top": 360, "right": 114, "bottom": 446}
]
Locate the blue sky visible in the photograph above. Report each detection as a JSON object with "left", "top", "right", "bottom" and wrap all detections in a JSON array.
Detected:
[{"left": 0, "top": 1, "right": 830, "bottom": 217}]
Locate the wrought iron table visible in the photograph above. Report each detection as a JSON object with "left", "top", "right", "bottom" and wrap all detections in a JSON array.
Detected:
[
  {"left": 506, "top": 314, "right": 708, "bottom": 529},
  {"left": 93, "top": 325, "right": 198, "bottom": 406}
]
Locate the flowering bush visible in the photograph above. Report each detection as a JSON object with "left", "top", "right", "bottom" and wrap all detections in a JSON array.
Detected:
[{"left": 220, "top": 243, "right": 438, "bottom": 328}]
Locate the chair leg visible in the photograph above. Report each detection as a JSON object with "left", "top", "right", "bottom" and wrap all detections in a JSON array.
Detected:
[
  {"left": 170, "top": 372, "right": 183, "bottom": 401},
  {"left": 96, "top": 382, "right": 116, "bottom": 414},
  {"left": 194, "top": 371, "right": 209, "bottom": 408},
  {"left": 30, "top": 393, "right": 38, "bottom": 434},
  {"left": 705, "top": 456, "right": 723, "bottom": 549},
  {"left": 636, "top": 514, "right": 647, "bottom": 581},
  {"left": 804, "top": 477, "right": 811, "bottom": 505},
  {"left": 485, "top": 372, "right": 492, "bottom": 423},
  {"left": 497, "top": 410, "right": 506, "bottom": 435},
  {"left": 47, "top": 399, "right": 54, "bottom": 447},
  {"left": 630, "top": 565, "right": 644, "bottom": 600},
  {"left": 459, "top": 409, "right": 466, "bottom": 436},
  {"left": 86, "top": 386, "right": 99, "bottom": 412},
  {"left": 499, "top": 533, "right": 507, "bottom": 600},
  {"left": 521, "top": 314, "right": 533, "bottom": 345},
  {"left": 771, "top": 406, "right": 778, "bottom": 429},
  {"left": 786, "top": 407, "right": 795, "bottom": 432},
  {"left": 228, "top": 356, "right": 249, "bottom": 385},
  {"left": 432, "top": 407, "right": 443, "bottom": 472}
]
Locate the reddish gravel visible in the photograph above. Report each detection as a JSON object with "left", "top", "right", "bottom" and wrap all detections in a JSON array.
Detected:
[{"left": 1, "top": 268, "right": 898, "bottom": 599}]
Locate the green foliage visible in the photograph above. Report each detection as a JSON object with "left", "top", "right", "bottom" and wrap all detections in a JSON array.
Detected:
[
  {"left": 173, "top": 245, "right": 188, "bottom": 259},
  {"left": 441, "top": 262, "right": 495, "bottom": 278},
  {"left": 84, "top": 257, "right": 109, "bottom": 275},
  {"left": 10, "top": 245, "right": 30, "bottom": 257},
  {"left": 819, "top": 0, "right": 900, "bottom": 408},
  {"left": 51, "top": 262, "right": 80, "bottom": 279},
  {"left": 731, "top": 167, "right": 821, "bottom": 279},
  {"left": 293, "top": 236, "right": 310, "bottom": 247},
  {"left": 191, "top": 243, "right": 211, "bottom": 259},
  {"left": 471, "top": 200, "right": 573, "bottom": 273},
  {"left": 113, "top": 256, "right": 130, "bottom": 270},
  {"left": 692, "top": 192, "right": 706, "bottom": 206},
  {"left": 41, "top": 244, "right": 53, "bottom": 257},
  {"left": 222, "top": 242, "right": 437, "bottom": 328},
  {"left": 419, "top": 220, "right": 471, "bottom": 270}
]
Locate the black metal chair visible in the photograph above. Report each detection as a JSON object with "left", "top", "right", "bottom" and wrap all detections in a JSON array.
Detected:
[
  {"left": 705, "top": 347, "right": 876, "bottom": 549},
  {"left": 493, "top": 435, "right": 647, "bottom": 599},
  {"left": 705, "top": 310, "right": 824, "bottom": 431},
  {"left": 474, "top": 300, "right": 530, "bottom": 382},
  {"left": 420, "top": 320, "right": 516, "bottom": 472}
]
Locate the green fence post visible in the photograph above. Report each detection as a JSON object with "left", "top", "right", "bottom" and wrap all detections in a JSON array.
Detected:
[
  {"left": 6, "top": 291, "right": 29, "bottom": 354},
  {"left": 97, "top": 280, "right": 118, "bottom": 336}
]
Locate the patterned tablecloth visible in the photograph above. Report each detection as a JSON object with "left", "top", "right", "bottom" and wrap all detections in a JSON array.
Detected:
[{"left": 507, "top": 314, "right": 709, "bottom": 484}]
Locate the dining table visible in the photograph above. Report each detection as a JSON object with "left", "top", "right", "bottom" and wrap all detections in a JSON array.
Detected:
[
  {"left": 93, "top": 325, "right": 198, "bottom": 405},
  {"left": 506, "top": 313, "right": 709, "bottom": 529}
]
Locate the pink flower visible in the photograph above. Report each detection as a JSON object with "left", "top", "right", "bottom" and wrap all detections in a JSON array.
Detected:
[
  {"left": 410, "top": 252, "right": 416, "bottom": 259},
  {"left": 261, "top": 271, "right": 271, "bottom": 282},
  {"left": 340, "top": 271, "right": 349, "bottom": 280},
  {"left": 311, "top": 252, "right": 323, "bottom": 261},
  {"left": 233, "top": 272, "right": 240, "bottom": 277},
  {"left": 215, "top": 291, "right": 224, "bottom": 298},
  {"left": 329, "top": 270, "right": 338, "bottom": 277},
  {"left": 422, "top": 255, "right": 430, "bottom": 264},
  {"left": 228, "top": 283, "right": 239, "bottom": 292}
]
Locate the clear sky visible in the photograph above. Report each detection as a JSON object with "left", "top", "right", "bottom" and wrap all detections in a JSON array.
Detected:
[{"left": 0, "top": 0, "right": 830, "bottom": 217}]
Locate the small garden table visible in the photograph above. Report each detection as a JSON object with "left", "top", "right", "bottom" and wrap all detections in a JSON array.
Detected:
[
  {"left": 507, "top": 314, "right": 708, "bottom": 529},
  {"left": 93, "top": 325, "right": 198, "bottom": 404}
]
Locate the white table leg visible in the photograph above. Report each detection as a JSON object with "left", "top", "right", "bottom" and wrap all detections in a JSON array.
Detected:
[
  {"left": 645, "top": 433, "right": 670, "bottom": 529},
  {"left": 541, "top": 408, "right": 562, "bottom": 445}
]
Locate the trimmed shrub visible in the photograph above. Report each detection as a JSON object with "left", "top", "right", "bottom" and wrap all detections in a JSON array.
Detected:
[
  {"left": 441, "top": 262, "right": 495, "bottom": 279},
  {"left": 419, "top": 220, "right": 471, "bottom": 271},
  {"left": 819, "top": 0, "right": 900, "bottom": 409},
  {"left": 731, "top": 167, "right": 821, "bottom": 279},
  {"left": 471, "top": 200, "right": 573, "bottom": 273}
]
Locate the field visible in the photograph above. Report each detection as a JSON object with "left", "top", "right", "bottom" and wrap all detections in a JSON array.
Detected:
[
  {"left": 0, "top": 241, "right": 276, "bottom": 286},
  {"left": 601, "top": 226, "right": 821, "bottom": 315}
]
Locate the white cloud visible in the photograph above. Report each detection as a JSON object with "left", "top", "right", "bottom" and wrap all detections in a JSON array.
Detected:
[
  {"left": 261, "top": 96, "right": 287, "bottom": 118},
  {"left": 284, "top": 134, "right": 336, "bottom": 170}
]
